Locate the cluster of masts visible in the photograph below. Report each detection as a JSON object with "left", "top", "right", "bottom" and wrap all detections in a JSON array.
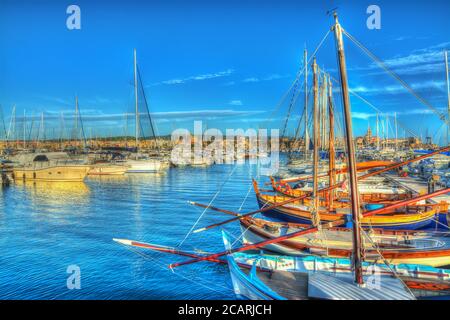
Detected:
[{"left": 0, "top": 49, "right": 161, "bottom": 154}]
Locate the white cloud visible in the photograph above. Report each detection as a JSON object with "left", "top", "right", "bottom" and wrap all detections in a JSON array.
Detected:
[
  {"left": 151, "top": 69, "right": 235, "bottom": 86},
  {"left": 349, "top": 80, "right": 446, "bottom": 95},
  {"left": 351, "top": 108, "right": 440, "bottom": 120},
  {"left": 348, "top": 42, "right": 449, "bottom": 76},
  {"left": 241, "top": 73, "right": 290, "bottom": 84},
  {"left": 229, "top": 100, "right": 243, "bottom": 106},
  {"left": 242, "top": 77, "right": 259, "bottom": 83}
]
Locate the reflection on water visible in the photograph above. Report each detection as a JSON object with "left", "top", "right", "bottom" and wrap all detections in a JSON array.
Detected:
[
  {"left": 15, "top": 180, "right": 90, "bottom": 196},
  {"left": 0, "top": 163, "right": 263, "bottom": 299}
]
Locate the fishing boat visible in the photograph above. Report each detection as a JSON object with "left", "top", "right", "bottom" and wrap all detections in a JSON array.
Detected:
[
  {"left": 112, "top": 230, "right": 449, "bottom": 300},
  {"left": 224, "top": 233, "right": 450, "bottom": 300},
  {"left": 254, "top": 183, "right": 442, "bottom": 230},
  {"left": 12, "top": 154, "right": 90, "bottom": 182},
  {"left": 239, "top": 216, "right": 450, "bottom": 267}
]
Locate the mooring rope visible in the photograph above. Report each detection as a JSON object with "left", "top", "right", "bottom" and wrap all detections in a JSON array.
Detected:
[
  {"left": 122, "top": 244, "right": 232, "bottom": 294},
  {"left": 177, "top": 165, "right": 238, "bottom": 247},
  {"left": 360, "top": 227, "right": 415, "bottom": 298}
]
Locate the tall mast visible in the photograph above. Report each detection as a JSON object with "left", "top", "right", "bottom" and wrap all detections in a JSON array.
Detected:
[
  {"left": 23, "top": 109, "right": 26, "bottom": 149},
  {"left": 59, "top": 111, "right": 64, "bottom": 151},
  {"left": 327, "top": 75, "right": 335, "bottom": 209},
  {"left": 332, "top": 13, "right": 364, "bottom": 285},
  {"left": 39, "top": 112, "right": 45, "bottom": 148},
  {"left": 445, "top": 50, "right": 450, "bottom": 145},
  {"left": 385, "top": 115, "right": 389, "bottom": 148},
  {"left": 75, "top": 96, "right": 79, "bottom": 147},
  {"left": 376, "top": 113, "right": 380, "bottom": 150},
  {"left": 304, "top": 48, "right": 309, "bottom": 159},
  {"left": 12, "top": 106, "right": 16, "bottom": 148},
  {"left": 311, "top": 58, "right": 320, "bottom": 227},
  {"left": 394, "top": 112, "right": 398, "bottom": 151},
  {"left": 320, "top": 74, "right": 327, "bottom": 150},
  {"left": 134, "top": 49, "right": 139, "bottom": 149},
  {"left": 7, "top": 105, "right": 16, "bottom": 146}
]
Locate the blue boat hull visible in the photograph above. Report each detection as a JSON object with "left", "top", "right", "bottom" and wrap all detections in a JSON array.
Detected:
[{"left": 257, "top": 197, "right": 435, "bottom": 230}]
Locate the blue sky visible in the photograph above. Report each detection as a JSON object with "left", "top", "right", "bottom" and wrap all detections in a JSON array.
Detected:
[{"left": 0, "top": 0, "right": 449, "bottom": 143}]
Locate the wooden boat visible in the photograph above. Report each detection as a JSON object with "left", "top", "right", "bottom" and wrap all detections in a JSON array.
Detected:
[
  {"left": 12, "top": 154, "right": 90, "bottom": 182},
  {"left": 88, "top": 163, "right": 128, "bottom": 176},
  {"left": 226, "top": 237, "right": 450, "bottom": 300},
  {"left": 239, "top": 217, "right": 450, "bottom": 267},
  {"left": 112, "top": 231, "right": 449, "bottom": 300},
  {"left": 255, "top": 187, "right": 441, "bottom": 230},
  {"left": 270, "top": 176, "right": 411, "bottom": 203},
  {"left": 223, "top": 230, "right": 414, "bottom": 300}
]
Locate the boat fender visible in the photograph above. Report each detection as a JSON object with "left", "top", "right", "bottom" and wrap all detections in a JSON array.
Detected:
[{"left": 344, "top": 214, "right": 353, "bottom": 228}]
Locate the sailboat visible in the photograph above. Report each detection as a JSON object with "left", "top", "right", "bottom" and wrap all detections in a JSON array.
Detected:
[
  {"left": 238, "top": 216, "right": 450, "bottom": 267},
  {"left": 11, "top": 106, "right": 90, "bottom": 182},
  {"left": 124, "top": 49, "right": 169, "bottom": 173}
]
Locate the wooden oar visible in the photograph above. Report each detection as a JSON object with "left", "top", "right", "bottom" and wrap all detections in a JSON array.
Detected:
[
  {"left": 169, "top": 187, "right": 450, "bottom": 269},
  {"left": 112, "top": 238, "right": 269, "bottom": 271},
  {"left": 188, "top": 201, "right": 240, "bottom": 217},
  {"left": 192, "top": 182, "right": 341, "bottom": 233}
]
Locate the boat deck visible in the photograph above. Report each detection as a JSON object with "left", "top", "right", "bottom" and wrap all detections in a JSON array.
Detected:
[
  {"left": 256, "top": 270, "right": 309, "bottom": 300},
  {"left": 382, "top": 172, "right": 450, "bottom": 205}
]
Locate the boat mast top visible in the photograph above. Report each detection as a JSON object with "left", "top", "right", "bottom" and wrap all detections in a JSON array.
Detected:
[
  {"left": 304, "top": 48, "right": 309, "bottom": 158},
  {"left": 332, "top": 12, "right": 364, "bottom": 285}
]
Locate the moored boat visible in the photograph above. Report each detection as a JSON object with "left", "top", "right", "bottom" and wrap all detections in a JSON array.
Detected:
[
  {"left": 255, "top": 187, "right": 441, "bottom": 230},
  {"left": 124, "top": 158, "right": 169, "bottom": 173},
  {"left": 225, "top": 234, "right": 450, "bottom": 300},
  {"left": 88, "top": 162, "right": 128, "bottom": 175},
  {"left": 239, "top": 217, "right": 450, "bottom": 267},
  {"left": 12, "top": 155, "right": 90, "bottom": 182}
]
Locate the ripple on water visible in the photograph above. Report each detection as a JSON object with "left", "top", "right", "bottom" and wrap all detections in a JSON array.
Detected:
[{"left": 0, "top": 162, "right": 266, "bottom": 299}]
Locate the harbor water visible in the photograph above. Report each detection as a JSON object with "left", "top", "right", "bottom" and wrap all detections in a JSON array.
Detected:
[{"left": 0, "top": 162, "right": 264, "bottom": 299}]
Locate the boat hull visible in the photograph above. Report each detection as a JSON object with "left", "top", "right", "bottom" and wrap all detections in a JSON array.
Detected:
[
  {"left": 240, "top": 219, "right": 450, "bottom": 267},
  {"left": 257, "top": 195, "right": 435, "bottom": 230},
  {"left": 125, "top": 159, "right": 169, "bottom": 173},
  {"left": 13, "top": 165, "right": 90, "bottom": 182},
  {"left": 88, "top": 165, "right": 127, "bottom": 176}
]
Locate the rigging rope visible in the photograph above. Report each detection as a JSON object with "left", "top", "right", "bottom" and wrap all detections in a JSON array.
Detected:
[
  {"left": 281, "top": 73, "right": 304, "bottom": 139},
  {"left": 177, "top": 165, "right": 238, "bottom": 247},
  {"left": 260, "top": 29, "right": 331, "bottom": 131},
  {"left": 329, "top": 75, "right": 419, "bottom": 139},
  {"left": 137, "top": 65, "right": 160, "bottom": 153},
  {"left": 342, "top": 28, "right": 448, "bottom": 126},
  {"left": 360, "top": 228, "right": 415, "bottom": 297},
  {"left": 121, "top": 244, "right": 232, "bottom": 294}
]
